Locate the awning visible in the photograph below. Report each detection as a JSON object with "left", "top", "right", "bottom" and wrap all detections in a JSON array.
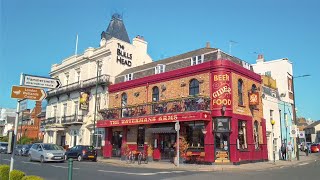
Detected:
[{"left": 146, "top": 127, "right": 176, "bottom": 134}]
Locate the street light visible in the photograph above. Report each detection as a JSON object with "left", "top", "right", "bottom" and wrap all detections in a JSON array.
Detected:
[
  {"left": 270, "top": 119, "right": 276, "bottom": 164},
  {"left": 292, "top": 74, "right": 310, "bottom": 161},
  {"left": 92, "top": 60, "right": 101, "bottom": 147}
]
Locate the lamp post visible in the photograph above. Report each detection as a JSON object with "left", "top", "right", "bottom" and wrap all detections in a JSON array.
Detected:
[
  {"left": 270, "top": 119, "right": 276, "bottom": 164},
  {"left": 292, "top": 74, "right": 310, "bottom": 161},
  {"left": 92, "top": 60, "right": 101, "bottom": 146}
]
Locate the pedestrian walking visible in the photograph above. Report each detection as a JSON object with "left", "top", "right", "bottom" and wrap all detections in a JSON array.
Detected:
[
  {"left": 281, "top": 143, "right": 287, "bottom": 160},
  {"left": 287, "top": 142, "right": 293, "bottom": 161}
]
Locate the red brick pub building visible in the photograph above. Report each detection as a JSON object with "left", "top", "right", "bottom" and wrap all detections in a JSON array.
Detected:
[{"left": 97, "top": 46, "right": 268, "bottom": 164}]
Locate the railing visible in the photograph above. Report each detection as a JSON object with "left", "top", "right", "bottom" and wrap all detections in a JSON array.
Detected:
[
  {"left": 47, "top": 74, "right": 110, "bottom": 98},
  {"left": 61, "top": 115, "right": 83, "bottom": 125},
  {"left": 41, "top": 117, "right": 57, "bottom": 126},
  {"left": 99, "top": 96, "right": 211, "bottom": 120}
]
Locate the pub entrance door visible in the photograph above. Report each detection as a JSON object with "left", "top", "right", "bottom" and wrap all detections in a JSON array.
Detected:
[
  {"left": 214, "top": 117, "right": 231, "bottom": 163},
  {"left": 159, "top": 133, "right": 176, "bottom": 161}
]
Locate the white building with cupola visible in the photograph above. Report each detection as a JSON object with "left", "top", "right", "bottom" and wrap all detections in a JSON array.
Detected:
[{"left": 43, "top": 14, "right": 152, "bottom": 150}]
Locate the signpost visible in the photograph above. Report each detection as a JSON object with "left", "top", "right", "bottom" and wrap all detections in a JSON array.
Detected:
[
  {"left": 9, "top": 73, "right": 60, "bottom": 174},
  {"left": 11, "top": 86, "right": 47, "bottom": 101},
  {"left": 22, "top": 74, "right": 61, "bottom": 89}
]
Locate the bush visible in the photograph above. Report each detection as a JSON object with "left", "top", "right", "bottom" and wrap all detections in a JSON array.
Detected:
[
  {"left": 0, "top": 136, "right": 9, "bottom": 142},
  {"left": 9, "top": 170, "right": 25, "bottom": 180},
  {"left": 0, "top": 164, "right": 10, "bottom": 180},
  {"left": 21, "top": 176, "right": 44, "bottom": 180},
  {"left": 17, "top": 137, "right": 34, "bottom": 145}
]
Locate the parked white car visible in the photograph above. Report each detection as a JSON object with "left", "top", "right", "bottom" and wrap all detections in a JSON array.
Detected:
[{"left": 28, "top": 143, "right": 65, "bottom": 163}]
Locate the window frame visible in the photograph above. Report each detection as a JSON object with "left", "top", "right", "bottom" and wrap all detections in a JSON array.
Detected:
[
  {"left": 124, "top": 73, "right": 133, "bottom": 81},
  {"left": 253, "top": 120, "right": 259, "bottom": 150},
  {"left": 238, "top": 120, "right": 248, "bottom": 150},
  {"left": 238, "top": 79, "right": 244, "bottom": 106},
  {"left": 191, "top": 55, "right": 204, "bottom": 66},
  {"left": 155, "top": 64, "right": 166, "bottom": 74},
  {"left": 189, "top": 79, "right": 200, "bottom": 96}
]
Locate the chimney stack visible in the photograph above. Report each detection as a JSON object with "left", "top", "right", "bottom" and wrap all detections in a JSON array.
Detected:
[
  {"left": 206, "top": 42, "right": 211, "bottom": 48},
  {"left": 256, "top": 54, "right": 264, "bottom": 63}
]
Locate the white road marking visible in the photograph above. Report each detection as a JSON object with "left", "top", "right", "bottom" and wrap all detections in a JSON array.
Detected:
[
  {"left": 98, "top": 170, "right": 157, "bottom": 176},
  {"left": 3, "top": 159, "right": 10, "bottom": 162},
  {"left": 157, "top": 171, "right": 171, "bottom": 174},
  {"left": 298, "top": 162, "right": 309, "bottom": 166},
  {"left": 22, "top": 161, "right": 41, "bottom": 165},
  {"left": 51, "top": 165, "right": 79, "bottom": 170},
  {"left": 171, "top": 171, "right": 185, "bottom": 173}
]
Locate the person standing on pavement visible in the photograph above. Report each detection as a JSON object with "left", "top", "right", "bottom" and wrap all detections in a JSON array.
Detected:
[
  {"left": 281, "top": 143, "right": 287, "bottom": 160},
  {"left": 287, "top": 141, "right": 293, "bottom": 161}
]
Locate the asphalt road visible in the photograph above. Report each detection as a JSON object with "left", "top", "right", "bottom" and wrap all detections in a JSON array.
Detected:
[{"left": 0, "top": 153, "right": 319, "bottom": 180}]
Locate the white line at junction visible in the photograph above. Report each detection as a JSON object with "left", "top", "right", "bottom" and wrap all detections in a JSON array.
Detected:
[
  {"left": 98, "top": 170, "right": 186, "bottom": 176},
  {"left": 51, "top": 165, "right": 80, "bottom": 170}
]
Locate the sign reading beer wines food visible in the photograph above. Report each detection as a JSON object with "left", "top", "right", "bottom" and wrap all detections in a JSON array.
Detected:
[{"left": 212, "top": 72, "right": 232, "bottom": 109}]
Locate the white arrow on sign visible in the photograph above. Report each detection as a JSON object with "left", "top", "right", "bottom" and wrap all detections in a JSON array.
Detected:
[{"left": 23, "top": 74, "right": 61, "bottom": 89}]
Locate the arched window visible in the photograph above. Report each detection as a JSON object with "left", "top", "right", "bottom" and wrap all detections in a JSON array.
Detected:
[
  {"left": 121, "top": 93, "right": 127, "bottom": 117},
  {"left": 189, "top": 79, "right": 199, "bottom": 96},
  {"left": 254, "top": 120, "right": 259, "bottom": 149},
  {"left": 238, "top": 79, "right": 243, "bottom": 105},
  {"left": 252, "top": 84, "right": 257, "bottom": 92},
  {"left": 152, "top": 86, "right": 159, "bottom": 102}
]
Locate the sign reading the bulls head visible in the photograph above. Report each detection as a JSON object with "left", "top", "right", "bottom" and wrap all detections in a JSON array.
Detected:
[{"left": 212, "top": 72, "right": 232, "bottom": 109}]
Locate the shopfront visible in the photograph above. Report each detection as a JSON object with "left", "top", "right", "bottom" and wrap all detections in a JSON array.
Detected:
[{"left": 213, "top": 118, "right": 231, "bottom": 163}]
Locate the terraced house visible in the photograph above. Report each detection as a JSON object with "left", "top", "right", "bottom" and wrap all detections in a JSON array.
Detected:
[
  {"left": 98, "top": 43, "right": 268, "bottom": 164},
  {"left": 43, "top": 14, "right": 152, "bottom": 150}
]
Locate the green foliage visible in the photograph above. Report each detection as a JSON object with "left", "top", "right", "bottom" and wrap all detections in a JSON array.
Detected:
[
  {"left": 0, "top": 136, "right": 9, "bottom": 142},
  {"left": 17, "top": 137, "right": 33, "bottom": 145},
  {"left": 9, "top": 170, "right": 25, "bottom": 180},
  {"left": 0, "top": 164, "right": 10, "bottom": 180},
  {"left": 21, "top": 176, "right": 44, "bottom": 180}
]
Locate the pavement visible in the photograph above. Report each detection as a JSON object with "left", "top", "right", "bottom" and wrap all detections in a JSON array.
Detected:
[{"left": 97, "top": 152, "right": 320, "bottom": 172}]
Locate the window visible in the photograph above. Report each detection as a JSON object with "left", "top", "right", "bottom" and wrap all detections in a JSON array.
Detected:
[
  {"left": 152, "top": 87, "right": 159, "bottom": 102},
  {"left": 254, "top": 121, "right": 259, "bottom": 149},
  {"left": 121, "top": 93, "right": 128, "bottom": 117},
  {"left": 270, "top": 110, "right": 274, "bottom": 121},
  {"left": 191, "top": 55, "right": 204, "bottom": 66},
  {"left": 189, "top": 79, "right": 199, "bottom": 96},
  {"left": 96, "top": 95, "right": 101, "bottom": 111},
  {"left": 76, "top": 70, "right": 81, "bottom": 83},
  {"left": 186, "top": 121, "right": 205, "bottom": 147},
  {"left": 65, "top": 73, "right": 69, "bottom": 86},
  {"left": 238, "top": 120, "right": 247, "bottom": 150},
  {"left": 155, "top": 64, "right": 165, "bottom": 74},
  {"left": 137, "top": 126, "right": 145, "bottom": 148},
  {"left": 252, "top": 84, "right": 257, "bottom": 92},
  {"left": 97, "top": 63, "right": 102, "bottom": 77},
  {"left": 52, "top": 106, "right": 57, "bottom": 118},
  {"left": 287, "top": 77, "right": 293, "bottom": 92},
  {"left": 94, "top": 128, "right": 104, "bottom": 148},
  {"left": 63, "top": 103, "right": 67, "bottom": 117},
  {"left": 124, "top": 73, "right": 133, "bottom": 81},
  {"left": 238, "top": 79, "right": 243, "bottom": 105},
  {"left": 74, "top": 101, "right": 79, "bottom": 116},
  {"left": 265, "top": 71, "right": 272, "bottom": 77}
]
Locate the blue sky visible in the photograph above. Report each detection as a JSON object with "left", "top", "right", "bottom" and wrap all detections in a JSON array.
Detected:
[{"left": 1, "top": 0, "right": 319, "bottom": 120}]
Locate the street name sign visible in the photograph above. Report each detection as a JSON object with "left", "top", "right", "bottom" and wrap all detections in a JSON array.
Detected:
[
  {"left": 11, "top": 86, "right": 47, "bottom": 101},
  {"left": 23, "top": 74, "right": 61, "bottom": 89}
]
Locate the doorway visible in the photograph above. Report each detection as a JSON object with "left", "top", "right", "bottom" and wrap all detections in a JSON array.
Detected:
[
  {"left": 112, "top": 131, "right": 122, "bottom": 157},
  {"left": 159, "top": 133, "right": 176, "bottom": 160},
  {"left": 215, "top": 132, "right": 230, "bottom": 162}
]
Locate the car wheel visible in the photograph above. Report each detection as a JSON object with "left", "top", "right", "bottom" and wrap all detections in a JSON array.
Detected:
[
  {"left": 40, "top": 156, "right": 45, "bottom": 163},
  {"left": 28, "top": 154, "right": 33, "bottom": 162},
  {"left": 77, "top": 155, "right": 82, "bottom": 162},
  {"left": 92, "top": 158, "right": 97, "bottom": 162}
]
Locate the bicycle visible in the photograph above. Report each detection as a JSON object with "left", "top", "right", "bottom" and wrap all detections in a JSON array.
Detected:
[
  {"left": 137, "top": 151, "right": 148, "bottom": 165},
  {"left": 125, "top": 151, "right": 135, "bottom": 164}
]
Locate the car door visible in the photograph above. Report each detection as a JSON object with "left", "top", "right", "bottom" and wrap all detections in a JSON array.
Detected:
[
  {"left": 29, "top": 144, "right": 38, "bottom": 160},
  {"left": 34, "top": 144, "right": 43, "bottom": 160},
  {"left": 68, "top": 146, "right": 77, "bottom": 158}
]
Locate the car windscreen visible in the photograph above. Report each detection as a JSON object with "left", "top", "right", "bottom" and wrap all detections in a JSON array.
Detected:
[
  {"left": 42, "top": 144, "right": 61, "bottom": 150},
  {"left": 16, "top": 145, "right": 23, "bottom": 148},
  {"left": 23, "top": 145, "right": 32, "bottom": 148},
  {"left": 0, "top": 143, "right": 8, "bottom": 147}
]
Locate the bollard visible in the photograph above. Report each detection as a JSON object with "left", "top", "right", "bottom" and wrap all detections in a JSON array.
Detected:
[{"left": 68, "top": 158, "right": 73, "bottom": 180}]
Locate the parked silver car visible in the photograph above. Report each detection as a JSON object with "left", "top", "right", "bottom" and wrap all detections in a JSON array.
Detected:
[{"left": 28, "top": 143, "right": 65, "bottom": 163}]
